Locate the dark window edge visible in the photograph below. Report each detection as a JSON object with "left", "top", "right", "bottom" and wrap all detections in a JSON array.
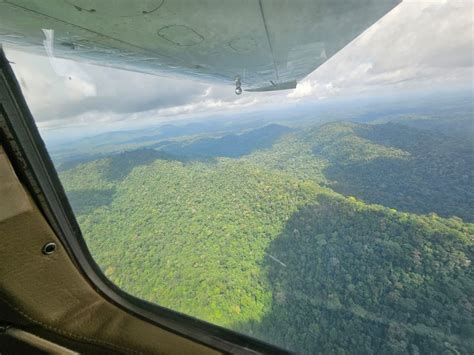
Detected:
[{"left": 0, "top": 46, "right": 292, "bottom": 355}]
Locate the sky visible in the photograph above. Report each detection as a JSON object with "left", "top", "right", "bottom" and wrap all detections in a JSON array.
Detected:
[{"left": 4, "top": 0, "right": 474, "bottom": 143}]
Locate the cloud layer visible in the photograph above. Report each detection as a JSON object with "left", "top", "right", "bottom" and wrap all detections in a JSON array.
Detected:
[
  {"left": 4, "top": 0, "right": 473, "bottom": 137},
  {"left": 289, "top": 0, "right": 474, "bottom": 99}
]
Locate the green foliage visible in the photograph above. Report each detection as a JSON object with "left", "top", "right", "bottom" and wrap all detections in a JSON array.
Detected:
[
  {"left": 248, "top": 121, "right": 474, "bottom": 221},
  {"left": 157, "top": 124, "right": 292, "bottom": 158},
  {"left": 319, "top": 123, "right": 474, "bottom": 221},
  {"left": 59, "top": 120, "right": 474, "bottom": 354},
  {"left": 239, "top": 194, "right": 473, "bottom": 354}
]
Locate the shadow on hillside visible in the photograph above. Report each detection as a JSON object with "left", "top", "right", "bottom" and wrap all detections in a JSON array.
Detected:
[
  {"left": 153, "top": 124, "right": 292, "bottom": 159},
  {"left": 57, "top": 148, "right": 216, "bottom": 176},
  {"left": 66, "top": 188, "right": 116, "bottom": 216},
  {"left": 101, "top": 149, "right": 216, "bottom": 182},
  {"left": 234, "top": 195, "right": 471, "bottom": 354},
  {"left": 354, "top": 123, "right": 427, "bottom": 153},
  {"left": 97, "top": 125, "right": 291, "bottom": 182},
  {"left": 58, "top": 125, "right": 291, "bottom": 178},
  {"left": 320, "top": 125, "right": 473, "bottom": 222},
  {"left": 323, "top": 155, "right": 473, "bottom": 222},
  {"left": 103, "top": 149, "right": 175, "bottom": 181},
  {"left": 56, "top": 152, "right": 107, "bottom": 172}
]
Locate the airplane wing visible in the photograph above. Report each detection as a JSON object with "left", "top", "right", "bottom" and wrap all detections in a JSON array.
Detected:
[{"left": 0, "top": 0, "right": 400, "bottom": 92}]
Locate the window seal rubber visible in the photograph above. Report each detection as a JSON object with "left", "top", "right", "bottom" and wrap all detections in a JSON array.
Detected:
[{"left": 0, "top": 47, "right": 292, "bottom": 355}]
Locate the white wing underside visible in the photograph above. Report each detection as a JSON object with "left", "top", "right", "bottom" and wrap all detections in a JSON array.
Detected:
[{"left": 0, "top": 0, "right": 400, "bottom": 91}]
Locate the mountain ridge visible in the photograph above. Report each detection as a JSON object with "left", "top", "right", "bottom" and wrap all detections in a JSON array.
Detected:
[{"left": 58, "top": 118, "right": 474, "bottom": 354}]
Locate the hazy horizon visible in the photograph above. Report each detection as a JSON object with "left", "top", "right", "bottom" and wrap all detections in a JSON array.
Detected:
[
  {"left": 44, "top": 87, "right": 473, "bottom": 147},
  {"left": 3, "top": 0, "right": 472, "bottom": 145}
]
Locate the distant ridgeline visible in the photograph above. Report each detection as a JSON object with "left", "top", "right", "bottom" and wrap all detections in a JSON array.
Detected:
[{"left": 59, "top": 119, "right": 473, "bottom": 354}]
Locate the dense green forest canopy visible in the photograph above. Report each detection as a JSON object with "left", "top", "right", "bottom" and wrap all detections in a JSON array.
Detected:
[
  {"left": 243, "top": 121, "right": 474, "bottom": 221},
  {"left": 58, "top": 117, "right": 473, "bottom": 354}
]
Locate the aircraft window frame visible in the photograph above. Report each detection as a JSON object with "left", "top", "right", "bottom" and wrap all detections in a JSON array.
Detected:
[{"left": 0, "top": 48, "right": 291, "bottom": 355}]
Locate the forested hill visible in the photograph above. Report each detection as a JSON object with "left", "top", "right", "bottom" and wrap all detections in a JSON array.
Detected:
[
  {"left": 58, "top": 119, "right": 473, "bottom": 354},
  {"left": 154, "top": 123, "right": 292, "bottom": 158},
  {"left": 318, "top": 122, "right": 473, "bottom": 221},
  {"left": 247, "top": 121, "right": 474, "bottom": 221}
]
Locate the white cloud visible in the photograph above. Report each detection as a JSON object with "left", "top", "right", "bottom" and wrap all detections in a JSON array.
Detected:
[
  {"left": 287, "top": 81, "right": 314, "bottom": 99},
  {"left": 4, "top": 0, "right": 473, "bottom": 138},
  {"left": 296, "top": 0, "right": 473, "bottom": 98}
]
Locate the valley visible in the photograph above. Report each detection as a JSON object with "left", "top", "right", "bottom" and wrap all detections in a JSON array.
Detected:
[{"left": 57, "top": 113, "right": 473, "bottom": 354}]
